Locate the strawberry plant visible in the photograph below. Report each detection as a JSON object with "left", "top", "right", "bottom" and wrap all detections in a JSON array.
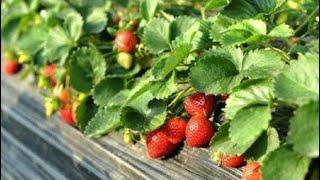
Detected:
[{"left": 1, "top": 0, "right": 319, "bottom": 179}]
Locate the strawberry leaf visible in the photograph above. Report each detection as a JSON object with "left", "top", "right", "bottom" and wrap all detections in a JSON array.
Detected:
[
  {"left": 63, "top": 9, "right": 83, "bottom": 42},
  {"left": 106, "top": 63, "right": 141, "bottom": 78},
  {"left": 268, "top": 24, "right": 294, "bottom": 38},
  {"left": 17, "top": 26, "right": 48, "bottom": 55},
  {"left": 189, "top": 48, "right": 243, "bottom": 94},
  {"left": 287, "top": 101, "right": 319, "bottom": 158},
  {"left": 76, "top": 97, "right": 97, "bottom": 131},
  {"left": 205, "top": 0, "right": 230, "bottom": 10},
  {"left": 93, "top": 77, "right": 125, "bottom": 106},
  {"left": 262, "top": 146, "right": 311, "bottom": 180},
  {"left": 224, "top": 79, "right": 274, "bottom": 119},
  {"left": 70, "top": 45, "right": 106, "bottom": 92},
  {"left": 229, "top": 105, "right": 272, "bottom": 146},
  {"left": 242, "top": 49, "right": 284, "bottom": 79},
  {"left": 244, "top": 127, "right": 280, "bottom": 162},
  {"left": 274, "top": 52, "right": 319, "bottom": 106},
  {"left": 143, "top": 18, "right": 171, "bottom": 54},
  {"left": 150, "top": 72, "right": 178, "bottom": 99},
  {"left": 84, "top": 105, "right": 122, "bottom": 138},
  {"left": 82, "top": 7, "right": 108, "bottom": 34},
  {"left": 140, "top": 0, "right": 159, "bottom": 21},
  {"left": 210, "top": 123, "right": 253, "bottom": 155}
]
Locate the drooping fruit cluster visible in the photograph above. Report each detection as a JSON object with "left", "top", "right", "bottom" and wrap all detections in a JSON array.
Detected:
[
  {"left": 43, "top": 64, "right": 57, "bottom": 87},
  {"left": 184, "top": 92, "right": 215, "bottom": 147},
  {"left": 58, "top": 88, "right": 77, "bottom": 126},
  {"left": 146, "top": 117, "right": 187, "bottom": 159}
]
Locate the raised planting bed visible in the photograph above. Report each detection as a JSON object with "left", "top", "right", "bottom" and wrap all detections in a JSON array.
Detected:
[{"left": 1, "top": 72, "right": 242, "bottom": 180}]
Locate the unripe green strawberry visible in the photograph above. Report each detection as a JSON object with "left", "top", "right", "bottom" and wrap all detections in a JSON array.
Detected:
[
  {"left": 18, "top": 53, "right": 30, "bottom": 63},
  {"left": 123, "top": 129, "right": 134, "bottom": 144},
  {"left": 44, "top": 97, "right": 60, "bottom": 117},
  {"left": 37, "top": 75, "right": 50, "bottom": 89},
  {"left": 117, "top": 52, "right": 133, "bottom": 70}
]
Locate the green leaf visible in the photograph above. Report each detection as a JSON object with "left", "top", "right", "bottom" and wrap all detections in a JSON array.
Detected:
[
  {"left": 143, "top": 18, "right": 171, "bottom": 54},
  {"left": 43, "top": 26, "right": 73, "bottom": 63},
  {"left": 210, "top": 15, "right": 235, "bottom": 42},
  {"left": 190, "top": 48, "right": 242, "bottom": 94},
  {"left": 93, "top": 78, "right": 125, "bottom": 106},
  {"left": 223, "top": 0, "right": 277, "bottom": 20},
  {"left": 76, "top": 97, "right": 97, "bottom": 131},
  {"left": 210, "top": 123, "right": 253, "bottom": 155},
  {"left": 262, "top": 146, "right": 311, "bottom": 180},
  {"left": 242, "top": 49, "right": 285, "bottom": 79},
  {"left": 274, "top": 52, "right": 319, "bottom": 105},
  {"left": 152, "top": 44, "right": 192, "bottom": 79},
  {"left": 84, "top": 105, "right": 122, "bottom": 138},
  {"left": 205, "top": 0, "right": 230, "bottom": 10},
  {"left": 230, "top": 105, "right": 272, "bottom": 146},
  {"left": 108, "top": 90, "right": 130, "bottom": 107},
  {"left": 150, "top": 72, "right": 178, "bottom": 99},
  {"left": 106, "top": 63, "right": 141, "bottom": 78},
  {"left": 224, "top": 79, "right": 274, "bottom": 119},
  {"left": 70, "top": 46, "right": 106, "bottom": 92},
  {"left": 82, "top": 7, "right": 108, "bottom": 34},
  {"left": 17, "top": 27, "right": 48, "bottom": 55},
  {"left": 287, "top": 101, "right": 319, "bottom": 158},
  {"left": 140, "top": 0, "right": 159, "bottom": 21},
  {"left": 122, "top": 99, "right": 167, "bottom": 132},
  {"left": 63, "top": 9, "right": 83, "bottom": 41},
  {"left": 244, "top": 127, "right": 280, "bottom": 162},
  {"left": 268, "top": 24, "right": 294, "bottom": 38}
]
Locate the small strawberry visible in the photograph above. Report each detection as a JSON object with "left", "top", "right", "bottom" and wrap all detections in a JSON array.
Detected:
[
  {"left": 221, "top": 94, "right": 230, "bottom": 102},
  {"left": 59, "top": 104, "right": 76, "bottom": 126},
  {"left": 146, "top": 128, "right": 177, "bottom": 159},
  {"left": 220, "top": 154, "right": 245, "bottom": 168},
  {"left": 43, "top": 64, "right": 57, "bottom": 87},
  {"left": 113, "top": 15, "right": 121, "bottom": 25},
  {"left": 117, "top": 52, "right": 133, "bottom": 69},
  {"left": 184, "top": 92, "right": 215, "bottom": 117},
  {"left": 241, "top": 161, "right": 262, "bottom": 180},
  {"left": 59, "top": 89, "right": 71, "bottom": 104},
  {"left": 115, "top": 31, "right": 138, "bottom": 53},
  {"left": 185, "top": 115, "right": 215, "bottom": 147},
  {"left": 163, "top": 117, "right": 187, "bottom": 144},
  {"left": 4, "top": 59, "right": 22, "bottom": 75}
]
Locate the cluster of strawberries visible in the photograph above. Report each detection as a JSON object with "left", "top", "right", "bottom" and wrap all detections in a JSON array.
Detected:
[{"left": 146, "top": 92, "right": 262, "bottom": 180}]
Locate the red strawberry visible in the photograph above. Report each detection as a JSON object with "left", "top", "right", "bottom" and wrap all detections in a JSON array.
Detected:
[
  {"left": 220, "top": 154, "right": 245, "bottom": 168},
  {"left": 221, "top": 94, "right": 230, "bottom": 102},
  {"left": 185, "top": 115, "right": 215, "bottom": 147},
  {"left": 241, "top": 161, "right": 262, "bottom": 180},
  {"left": 4, "top": 59, "right": 22, "bottom": 75},
  {"left": 163, "top": 117, "right": 187, "bottom": 144},
  {"left": 113, "top": 15, "right": 121, "bottom": 25},
  {"left": 59, "top": 104, "right": 76, "bottom": 126},
  {"left": 184, "top": 92, "right": 215, "bottom": 117},
  {"left": 115, "top": 31, "right": 138, "bottom": 53},
  {"left": 59, "top": 89, "right": 71, "bottom": 104},
  {"left": 43, "top": 64, "right": 56, "bottom": 87},
  {"left": 146, "top": 128, "right": 177, "bottom": 159}
]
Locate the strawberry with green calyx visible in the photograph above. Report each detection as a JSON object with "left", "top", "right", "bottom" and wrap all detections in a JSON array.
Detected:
[
  {"left": 184, "top": 92, "right": 215, "bottom": 117},
  {"left": 59, "top": 88, "right": 71, "bottom": 104},
  {"left": 44, "top": 97, "right": 61, "bottom": 117},
  {"left": 163, "top": 117, "right": 187, "bottom": 144},
  {"left": 241, "top": 161, "right": 262, "bottom": 180},
  {"left": 220, "top": 154, "right": 245, "bottom": 168},
  {"left": 146, "top": 128, "right": 177, "bottom": 159},
  {"left": 115, "top": 31, "right": 138, "bottom": 53},
  {"left": 220, "top": 94, "right": 230, "bottom": 102},
  {"left": 43, "top": 63, "right": 57, "bottom": 87},
  {"left": 113, "top": 15, "right": 121, "bottom": 25},
  {"left": 117, "top": 52, "right": 133, "bottom": 69},
  {"left": 4, "top": 59, "right": 22, "bottom": 75},
  {"left": 185, "top": 115, "right": 215, "bottom": 147}
]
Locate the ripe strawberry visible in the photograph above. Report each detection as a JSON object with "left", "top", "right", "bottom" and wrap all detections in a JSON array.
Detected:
[
  {"left": 185, "top": 115, "right": 215, "bottom": 147},
  {"left": 115, "top": 31, "right": 138, "bottom": 53},
  {"left": 146, "top": 128, "right": 177, "bottom": 159},
  {"left": 4, "top": 59, "right": 22, "bottom": 75},
  {"left": 59, "top": 89, "right": 71, "bottom": 104},
  {"left": 43, "top": 64, "right": 56, "bottom": 87},
  {"left": 221, "top": 94, "right": 230, "bottom": 102},
  {"left": 220, "top": 154, "right": 245, "bottom": 168},
  {"left": 184, "top": 92, "right": 215, "bottom": 117},
  {"left": 113, "top": 15, "right": 121, "bottom": 25},
  {"left": 59, "top": 104, "right": 76, "bottom": 126},
  {"left": 241, "top": 161, "right": 262, "bottom": 180},
  {"left": 163, "top": 117, "right": 187, "bottom": 144}
]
